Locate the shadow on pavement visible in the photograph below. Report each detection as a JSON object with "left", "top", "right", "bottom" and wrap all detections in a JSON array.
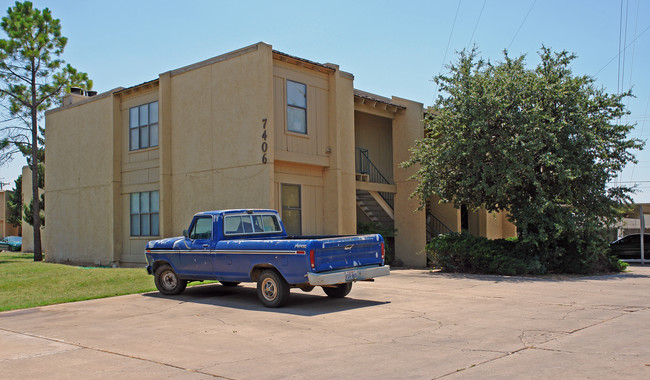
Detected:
[{"left": 142, "top": 283, "right": 390, "bottom": 316}]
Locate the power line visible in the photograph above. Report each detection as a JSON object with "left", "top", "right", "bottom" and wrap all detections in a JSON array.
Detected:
[
  {"left": 617, "top": 0, "right": 624, "bottom": 94},
  {"left": 432, "top": 0, "right": 462, "bottom": 104},
  {"left": 467, "top": 0, "right": 487, "bottom": 50},
  {"left": 508, "top": 0, "right": 536, "bottom": 51},
  {"left": 621, "top": 0, "right": 630, "bottom": 95},
  {"left": 594, "top": 23, "right": 650, "bottom": 77}
]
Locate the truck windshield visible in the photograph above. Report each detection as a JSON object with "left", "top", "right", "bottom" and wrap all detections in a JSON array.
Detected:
[{"left": 224, "top": 214, "right": 282, "bottom": 235}]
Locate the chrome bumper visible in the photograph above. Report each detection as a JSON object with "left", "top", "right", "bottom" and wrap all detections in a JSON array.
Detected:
[{"left": 307, "top": 265, "right": 390, "bottom": 286}]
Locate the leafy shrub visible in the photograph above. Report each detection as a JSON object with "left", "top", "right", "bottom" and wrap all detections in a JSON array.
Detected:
[
  {"left": 427, "top": 232, "right": 544, "bottom": 275},
  {"left": 427, "top": 232, "right": 627, "bottom": 275}
]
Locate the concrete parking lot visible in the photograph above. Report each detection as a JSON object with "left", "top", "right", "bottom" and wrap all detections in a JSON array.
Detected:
[{"left": 1, "top": 266, "right": 649, "bottom": 379}]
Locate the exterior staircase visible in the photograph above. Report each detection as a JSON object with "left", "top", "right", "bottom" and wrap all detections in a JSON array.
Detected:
[
  {"left": 426, "top": 205, "right": 453, "bottom": 241},
  {"left": 355, "top": 147, "right": 395, "bottom": 228},
  {"left": 357, "top": 190, "right": 393, "bottom": 228}
]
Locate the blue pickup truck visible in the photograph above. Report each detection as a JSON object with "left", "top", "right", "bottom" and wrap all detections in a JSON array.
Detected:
[{"left": 145, "top": 209, "right": 389, "bottom": 307}]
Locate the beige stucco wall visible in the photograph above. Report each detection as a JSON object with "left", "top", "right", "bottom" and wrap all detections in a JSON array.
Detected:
[
  {"left": 429, "top": 196, "right": 460, "bottom": 233},
  {"left": 483, "top": 210, "right": 517, "bottom": 239},
  {"left": 391, "top": 97, "right": 426, "bottom": 267},
  {"left": 44, "top": 92, "right": 117, "bottom": 265},
  {"left": 168, "top": 43, "right": 275, "bottom": 234},
  {"left": 321, "top": 66, "right": 357, "bottom": 235},
  {"left": 118, "top": 86, "right": 160, "bottom": 263}
]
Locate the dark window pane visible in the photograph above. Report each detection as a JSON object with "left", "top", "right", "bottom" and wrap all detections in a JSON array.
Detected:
[
  {"left": 131, "top": 214, "right": 140, "bottom": 236},
  {"left": 282, "top": 209, "right": 301, "bottom": 235},
  {"left": 287, "top": 80, "right": 306, "bottom": 108},
  {"left": 150, "top": 191, "right": 159, "bottom": 212},
  {"left": 130, "top": 129, "right": 139, "bottom": 151},
  {"left": 140, "top": 126, "right": 149, "bottom": 148},
  {"left": 129, "top": 107, "right": 138, "bottom": 128},
  {"left": 262, "top": 215, "right": 282, "bottom": 232},
  {"left": 139, "top": 104, "right": 148, "bottom": 126},
  {"left": 140, "top": 192, "right": 150, "bottom": 213},
  {"left": 224, "top": 216, "right": 241, "bottom": 234},
  {"left": 281, "top": 184, "right": 300, "bottom": 208},
  {"left": 287, "top": 107, "right": 306, "bottom": 134},
  {"left": 242, "top": 216, "right": 253, "bottom": 233},
  {"left": 149, "top": 102, "right": 158, "bottom": 123},
  {"left": 151, "top": 213, "right": 159, "bottom": 236},
  {"left": 141, "top": 214, "right": 150, "bottom": 236},
  {"left": 150, "top": 124, "right": 159, "bottom": 147},
  {"left": 194, "top": 217, "right": 212, "bottom": 239},
  {"left": 130, "top": 193, "right": 140, "bottom": 214},
  {"left": 252, "top": 215, "right": 264, "bottom": 233}
]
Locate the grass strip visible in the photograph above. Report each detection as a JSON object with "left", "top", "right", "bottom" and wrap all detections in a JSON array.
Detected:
[{"left": 0, "top": 253, "right": 208, "bottom": 312}]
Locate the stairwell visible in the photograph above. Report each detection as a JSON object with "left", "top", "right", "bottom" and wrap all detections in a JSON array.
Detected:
[{"left": 357, "top": 190, "right": 393, "bottom": 228}]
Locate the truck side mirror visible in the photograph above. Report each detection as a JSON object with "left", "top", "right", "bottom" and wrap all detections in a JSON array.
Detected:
[{"left": 183, "top": 229, "right": 189, "bottom": 238}]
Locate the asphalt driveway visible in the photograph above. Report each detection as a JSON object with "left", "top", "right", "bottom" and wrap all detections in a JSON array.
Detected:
[{"left": 1, "top": 266, "right": 649, "bottom": 379}]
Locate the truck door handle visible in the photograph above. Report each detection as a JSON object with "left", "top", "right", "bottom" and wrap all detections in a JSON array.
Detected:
[{"left": 203, "top": 244, "right": 208, "bottom": 248}]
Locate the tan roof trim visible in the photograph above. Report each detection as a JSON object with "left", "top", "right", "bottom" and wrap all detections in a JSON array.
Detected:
[
  {"left": 354, "top": 89, "right": 406, "bottom": 112},
  {"left": 113, "top": 79, "right": 159, "bottom": 96},
  {"left": 272, "top": 50, "right": 336, "bottom": 74},
  {"left": 169, "top": 43, "right": 262, "bottom": 77},
  {"left": 46, "top": 87, "right": 125, "bottom": 115}
]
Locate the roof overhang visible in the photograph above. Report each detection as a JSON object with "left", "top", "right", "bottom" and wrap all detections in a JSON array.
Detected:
[
  {"left": 354, "top": 89, "right": 406, "bottom": 114},
  {"left": 272, "top": 50, "right": 336, "bottom": 74}
]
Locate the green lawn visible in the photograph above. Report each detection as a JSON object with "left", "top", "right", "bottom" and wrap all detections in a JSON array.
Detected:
[{"left": 0, "top": 252, "right": 160, "bottom": 312}]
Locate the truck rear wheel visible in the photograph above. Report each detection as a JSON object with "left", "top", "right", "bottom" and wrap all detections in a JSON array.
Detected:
[
  {"left": 323, "top": 282, "right": 352, "bottom": 298},
  {"left": 257, "top": 270, "right": 290, "bottom": 308},
  {"left": 154, "top": 265, "right": 187, "bottom": 295}
]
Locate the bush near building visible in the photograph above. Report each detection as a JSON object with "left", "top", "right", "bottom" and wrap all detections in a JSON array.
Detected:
[{"left": 427, "top": 233, "right": 628, "bottom": 275}]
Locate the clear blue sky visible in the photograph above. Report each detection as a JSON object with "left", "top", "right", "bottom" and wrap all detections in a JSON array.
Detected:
[{"left": 1, "top": 0, "right": 649, "bottom": 202}]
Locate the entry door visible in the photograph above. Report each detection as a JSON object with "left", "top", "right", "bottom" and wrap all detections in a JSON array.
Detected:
[{"left": 180, "top": 216, "right": 215, "bottom": 278}]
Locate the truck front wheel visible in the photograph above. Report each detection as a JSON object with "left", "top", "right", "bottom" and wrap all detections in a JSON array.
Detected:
[
  {"left": 257, "top": 270, "right": 290, "bottom": 308},
  {"left": 154, "top": 265, "right": 187, "bottom": 295},
  {"left": 323, "top": 282, "right": 352, "bottom": 298}
]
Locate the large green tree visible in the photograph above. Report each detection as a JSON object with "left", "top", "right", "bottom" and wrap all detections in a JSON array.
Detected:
[
  {"left": 405, "top": 47, "right": 644, "bottom": 273},
  {"left": 0, "top": 1, "right": 91, "bottom": 261}
]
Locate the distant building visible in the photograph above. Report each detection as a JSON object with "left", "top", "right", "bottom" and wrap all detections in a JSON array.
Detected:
[
  {"left": 0, "top": 190, "right": 21, "bottom": 239},
  {"left": 44, "top": 42, "right": 515, "bottom": 267}
]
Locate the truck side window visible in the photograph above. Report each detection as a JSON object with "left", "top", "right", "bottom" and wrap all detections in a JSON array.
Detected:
[
  {"left": 242, "top": 217, "right": 253, "bottom": 233},
  {"left": 261, "top": 215, "right": 282, "bottom": 232},
  {"left": 189, "top": 217, "right": 212, "bottom": 240},
  {"left": 252, "top": 215, "right": 264, "bottom": 232},
  {"left": 224, "top": 216, "right": 242, "bottom": 234}
]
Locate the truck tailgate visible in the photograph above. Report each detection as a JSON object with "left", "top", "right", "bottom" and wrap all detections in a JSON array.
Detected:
[{"left": 312, "top": 235, "right": 383, "bottom": 272}]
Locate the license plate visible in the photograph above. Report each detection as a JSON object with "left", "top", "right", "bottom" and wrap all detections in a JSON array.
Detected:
[{"left": 345, "top": 270, "right": 359, "bottom": 281}]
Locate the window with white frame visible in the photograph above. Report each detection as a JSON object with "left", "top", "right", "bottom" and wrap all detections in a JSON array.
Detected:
[
  {"left": 286, "top": 80, "right": 307, "bottom": 134},
  {"left": 129, "top": 101, "right": 158, "bottom": 150},
  {"left": 281, "top": 184, "right": 301, "bottom": 235},
  {"left": 130, "top": 191, "right": 159, "bottom": 236}
]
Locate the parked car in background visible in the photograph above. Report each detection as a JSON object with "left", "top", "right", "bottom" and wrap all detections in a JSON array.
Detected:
[
  {"left": 610, "top": 233, "right": 650, "bottom": 260},
  {"left": 0, "top": 236, "right": 22, "bottom": 252}
]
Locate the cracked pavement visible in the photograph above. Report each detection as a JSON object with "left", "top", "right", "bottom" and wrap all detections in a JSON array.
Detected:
[{"left": 1, "top": 266, "right": 649, "bottom": 379}]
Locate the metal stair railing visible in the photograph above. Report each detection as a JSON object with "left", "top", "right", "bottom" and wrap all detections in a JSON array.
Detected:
[
  {"left": 356, "top": 147, "right": 394, "bottom": 209},
  {"left": 426, "top": 206, "right": 453, "bottom": 241}
]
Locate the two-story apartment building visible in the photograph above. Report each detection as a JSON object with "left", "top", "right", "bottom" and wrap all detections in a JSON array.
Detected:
[{"left": 44, "top": 42, "right": 514, "bottom": 267}]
